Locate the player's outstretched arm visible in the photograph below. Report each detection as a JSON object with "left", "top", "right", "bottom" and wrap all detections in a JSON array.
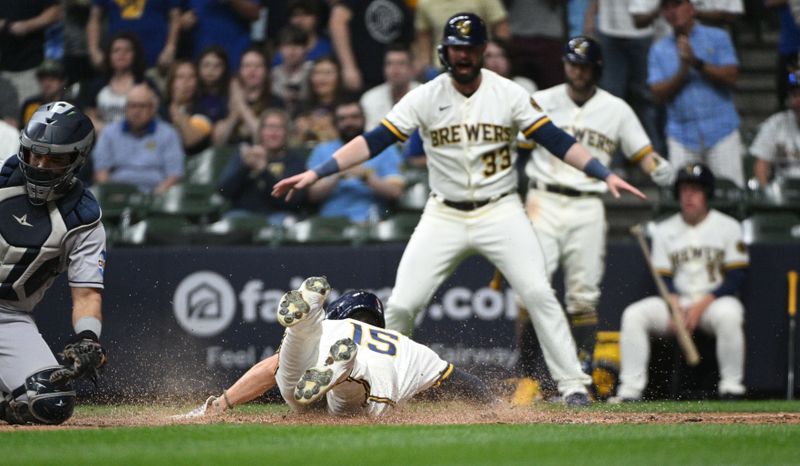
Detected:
[
  {"left": 272, "top": 136, "right": 372, "bottom": 200},
  {"left": 563, "top": 143, "right": 646, "bottom": 199},
  {"left": 223, "top": 353, "right": 279, "bottom": 408}
]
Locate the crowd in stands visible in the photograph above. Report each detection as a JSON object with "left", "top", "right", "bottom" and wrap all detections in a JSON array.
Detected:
[{"left": 0, "top": 0, "right": 798, "bottom": 242}]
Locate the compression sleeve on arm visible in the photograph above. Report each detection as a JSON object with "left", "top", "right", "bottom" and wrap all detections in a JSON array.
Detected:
[
  {"left": 527, "top": 120, "right": 577, "bottom": 160},
  {"left": 712, "top": 268, "right": 747, "bottom": 298},
  {"left": 364, "top": 122, "right": 402, "bottom": 158},
  {"left": 311, "top": 158, "right": 340, "bottom": 178}
]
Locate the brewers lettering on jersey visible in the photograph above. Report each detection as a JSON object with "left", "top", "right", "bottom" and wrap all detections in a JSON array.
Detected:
[
  {"left": 512, "top": 36, "right": 672, "bottom": 403},
  {"left": 273, "top": 13, "right": 646, "bottom": 406}
]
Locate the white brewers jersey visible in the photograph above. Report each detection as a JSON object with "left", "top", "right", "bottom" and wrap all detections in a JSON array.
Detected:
[
  {"left": 749, "top": 110, "right": 800, "bottom": 180},
  {"left": 525, "top": 84, "right": 653, "bottom": 193},
  {"left": 382, "top": 69, "right": 551, "bottom": 202},
  {"left": 651, "top": 209, "right": 748, "bottom": 301},
  {"left": 320, "top": 318, "right": 450, "bottom": 416}
]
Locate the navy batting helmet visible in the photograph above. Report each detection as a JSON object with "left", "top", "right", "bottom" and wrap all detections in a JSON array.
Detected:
[
  {"left": 437, "top": 12, "right": 488, "bottom": 74},
  {"left": 325, "top": 290, "right": 386, "bottom": 328},
  {"left": 673, "top": 163, "right": 715, "bottom": 200},
  {"left": 563, "top": 36, "right": 603, "bottom": 79}
]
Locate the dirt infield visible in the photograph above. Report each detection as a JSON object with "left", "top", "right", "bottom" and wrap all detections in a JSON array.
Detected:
[{"left": 3, "top": 401, "right": 800, "bottom": 430}]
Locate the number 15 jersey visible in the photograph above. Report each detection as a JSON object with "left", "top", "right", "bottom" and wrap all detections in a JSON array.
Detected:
[{"left": 320, "top": 319, "right": 451, "bottom": 416}]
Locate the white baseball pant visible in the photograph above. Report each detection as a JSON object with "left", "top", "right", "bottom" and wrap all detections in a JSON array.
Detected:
[
  {"left": 616, "top": 295, "right": 746, "bottom": 399},
  {"left": 384, "top": 194, "right": 591, "bottom": 395},
  {"left": 0, "top": 312, "right": 59, "bottom": 398},
  {"left": 667, "top": 130, "right": 744, "bottom": 187},
  {"left": 526, "top": 189, "right": 606, "bottom": 315}
]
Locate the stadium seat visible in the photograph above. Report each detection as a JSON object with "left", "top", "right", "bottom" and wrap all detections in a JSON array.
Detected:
[
  {"left": 369, "top": 213, "right": 420, "bottom": 242},
  {"left": 710, "top": 177, "right": 747, "bottom": 219},
  {"left": 780, "top": 177, "right": 800, "bottom": 203},
  {"left": 117, "top": 217, "right": 198, "bottom": 246},
  {"left": 397, "top": 182, "right": 430, "bottom": 211},
  {"left": 283, "top": 216, "right": 365, "bottom": 244},
  {"left": 147, "top": 183, "right": 227, "bottom": 223},
  {"left": 90, "top": 182, "right": 148, "bottom": 225},
  {"left": 200, "top": 215, "right": 272, "bottom": 245},
  {"left": 742, "top": 213, "right": 800, "bottom": 244},
  {"left": 184, "top": 146, "right": 236, "bottom": 186},
  {"left": 604, "top": 186, "right": 658, "bottom": 240}
]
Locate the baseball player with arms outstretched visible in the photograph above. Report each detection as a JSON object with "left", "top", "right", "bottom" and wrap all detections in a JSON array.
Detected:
[
  {"left": 612, "top": 163, "right": 748, "bottom": 402},
  {"left": 274, "top": 12, "right": 645, "bottom": 406},
  {"left": 176, "top": 279, "right": 493, "bottom": 418},
  {"left": 513, "top": 36, "right": 673, "bottom": 400},
  {"left": 0, "top": 102, "right": 108, "bottom": 425}
]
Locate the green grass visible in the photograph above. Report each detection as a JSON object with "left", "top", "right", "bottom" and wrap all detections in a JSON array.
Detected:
[{"left": 3, "top": 401, "right": 799, "bottom": 466}]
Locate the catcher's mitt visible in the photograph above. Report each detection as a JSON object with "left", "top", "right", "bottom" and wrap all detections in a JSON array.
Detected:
[{"left": 50, "top": 331, "right": 108, "bottom": 385}]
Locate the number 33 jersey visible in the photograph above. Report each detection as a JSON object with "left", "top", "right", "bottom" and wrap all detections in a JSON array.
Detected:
[
  {"left": 382, "top": 69, "right": 550, "bottom": 202},
  {"left": 651, "top": 209, "right": 749, "bottom": 301},
  {"left": 320, "top": 319, "right": 451, "bottom": 416}
]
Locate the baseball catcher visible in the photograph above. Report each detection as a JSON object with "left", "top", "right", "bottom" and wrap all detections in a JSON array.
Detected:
[{"left": 0, "top": 102, "right": 108, "bottom": 425}]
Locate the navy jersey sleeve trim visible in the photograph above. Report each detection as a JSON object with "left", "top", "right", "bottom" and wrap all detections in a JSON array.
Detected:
[
  {"left": 527, "top": 120, "right": 576, "bottom": 159},
  {"left": 364, "top": 123, "right": 402, "bottom": 158}
]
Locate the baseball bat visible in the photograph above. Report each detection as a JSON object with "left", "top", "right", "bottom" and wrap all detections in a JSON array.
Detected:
[
  {"left": 489, "top": 268, "right": 504, "bottom": 291},
  {"left": 630, "top": 224, "right": 701, "bottom": 366},
  {"left": 787, "top": 270, "right": 797, "bottom": 400}
]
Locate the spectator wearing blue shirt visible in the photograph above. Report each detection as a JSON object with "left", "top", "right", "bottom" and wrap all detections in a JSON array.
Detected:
[
  {"left": 768, "top": 1, "right": 800, "bottom": 109},
  {"left": 87, "top": 0, "right": 180, "bottom": 70},
  {"left": 272, "top": 0, "right": 332, "bottom": 68},
  {"left": 187, "top": 0, "right": 261, "bottom": 73},
  {"left": 307, "top": 100, "right": 405, "bottom": 223},
  {"left": 402, "top": 129, "right": 427, "bottom": 168},
  {"left": 649, "top": 0, "right": 744, "bottom": 186},
  {"left": 93, "top": 84, "right": 185, "bottom": 193}
]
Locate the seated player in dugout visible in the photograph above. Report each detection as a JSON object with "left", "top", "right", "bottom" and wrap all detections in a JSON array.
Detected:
[
  {"left": 612, "top": 163, "right": 748, "bottom": 402},
  {"left": 176, "top": 278, "right": 494, "bottom": 419}
]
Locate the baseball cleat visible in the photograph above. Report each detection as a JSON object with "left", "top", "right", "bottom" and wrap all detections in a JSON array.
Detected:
[
  {"left": 277, "top": 290, "right": 311, "bottom": 327},
  {"left": 298, "top": 276, "right": 330, "bottom": 312},
  {"left": 564, "top": 392, "right": 592, "bottom": 407},
  {"left": 171, "top": 396, "right": 222, "bottom": 420},
  {"left": 294, "top": 338, "right": 358, "bottom": 405}
]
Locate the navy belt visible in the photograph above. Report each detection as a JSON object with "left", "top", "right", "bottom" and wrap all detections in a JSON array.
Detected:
[
  {"left": 437, "top": 190, "right": 515, "bottom": 211},
  {"left": 530, "top": 180, "right": 601, "bottom": 198}
]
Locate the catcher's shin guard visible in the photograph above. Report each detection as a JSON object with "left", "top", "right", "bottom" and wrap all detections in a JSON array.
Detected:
[{"left": 1, "top": 367, "right": 76, "bottom": 425}]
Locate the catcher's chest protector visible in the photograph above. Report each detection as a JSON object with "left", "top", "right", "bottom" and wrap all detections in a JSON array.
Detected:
[{"left": 0, "top": 158, "right": 100, "bottom": 302}]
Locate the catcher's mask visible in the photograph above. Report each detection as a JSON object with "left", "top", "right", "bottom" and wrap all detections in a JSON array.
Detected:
[{"left": 18, "top": 101, "right": 95, "bottom": 206}]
